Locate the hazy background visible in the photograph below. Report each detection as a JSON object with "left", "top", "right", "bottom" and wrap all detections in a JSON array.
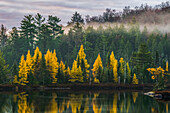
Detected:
[{"left": 0, "top": 0, "right": 167, "bottom": 28}]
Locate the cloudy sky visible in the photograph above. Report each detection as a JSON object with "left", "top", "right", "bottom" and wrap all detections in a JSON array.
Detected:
[{"left": 0, "top": 0, "right": 167, "bottom": 28}]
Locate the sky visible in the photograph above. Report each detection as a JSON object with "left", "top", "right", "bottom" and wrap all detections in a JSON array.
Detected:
[{"left": 0, "top": 0, "right": 167, "bottom": 29}]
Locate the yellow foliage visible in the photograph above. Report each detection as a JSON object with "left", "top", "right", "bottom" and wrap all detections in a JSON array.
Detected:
[
  {"left": 112, "top": 93, "right": 118, "bottom": 113},
  {"left": 76, "top": 44, "right": 90, "bottom": 79},
  {"left": 94, "top": 77, "right": 100, "bottom": 83},
  {"left": 69, "top": 60, "right": 84, "bottom": 82},
  {"left": 51, "top": 50, "right": 59, "bottom": 83},
  {"left": 113, "top": 60, "right": 118, "bottom": 83},
  {"left": 67, "top": 67, "right": 71, "bottom": 76},
  {"left": 25, "top": 50, "right": 33, "bottom": 73},
  {"left": 45, "top": 49, "right": 59, "bottom": 83},
  {"left": 32, "top": 47, "right": 42, "bottom": 76},
  {"left": 110, "top": 51, "right": 115, "bottom": 69},
  {"left": 166, "top": 61, "right": 168, "bottom": 72},
  {"left": 18, "top": 55, "right": 29, "bottom": 85},
  {"left": 16, "top": 92, "right": 34, "bottom": 113},
  {"left": 45, "top": 93, "right": 58, "bottom": 113},
  {"left": 151, "top": 76, "right": 155, "bottom": 80},
  {"left": 119, "top": 57, "right": 124, "bottom": 75},
  {"left": 91, "top": 54, "right": 103, "bottom": 78},
  {"left": 147, "top": 66, "right": 165, "bottom": 79},
  {"left": 13, "top": 75, "right": 18, "bottom": 84},
  {"left": 60, "top": 60, "right": 66, "bottom": 74},
  {"left": 132, "top": 73, "right": 138, "bottom": 84},
  {"left": 132, "top": 92, "right": 138, "bottom": 103}
]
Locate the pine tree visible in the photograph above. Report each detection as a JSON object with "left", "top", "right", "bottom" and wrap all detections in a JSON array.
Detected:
[
  {"left": 18, "top": 55, "right": 29, "bottom": 85},
  {"left": 91, "top": 54, "right": 103, "bottom": 83},
  {"left": 132, "top": 73, "right": 138, "bottom": 84}
]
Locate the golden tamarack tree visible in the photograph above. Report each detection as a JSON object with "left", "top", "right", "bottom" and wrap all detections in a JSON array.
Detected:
[
  {"left": 91, "top": 54, "right": 103, "bottom": 83},
  {"left": 147, "top": 64, "right": 169, "bottom": 90},
  {"left": 109, "top": 51, "right": 118, "bottom": 83},
  {"left": 45, "top": 49, "right": 59, "bottom": 83},
  {"left": 76, "top": 44, "right": 90, "bottom": 81},
  {"left": 15, "top": 44, "right": 136, "bottom": 85},
  {"left": 132, "top": 73, "right": 138, "bottom": 84},
  {"left": 69, "top": 60, "right": 83, "bottom": 82}
]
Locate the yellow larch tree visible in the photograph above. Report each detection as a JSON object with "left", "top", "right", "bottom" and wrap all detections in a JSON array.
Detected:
[
  {"left": 45, "top": 49, "right": 59, "bottom": 83},
  {"left": 91, "top": 54, "right": 103, "bottom": 83},
  {"left": 25, "top": 50, "right": 33, "bottom": 74},
  {"left": 69, "top": 60, "right": 83, "bottom": 82},
  {"left": 132, "top": 73, "right": 138, "bottom": 84},
  {"left": 166, "top": 61, "right": 168, "bottom": 72},
  {"left": 60, "top": 60, "right": 66, "bottom": 74},
  {"left": 109, "top": 51, "right": 115, "bottom": 69},
  {"left": 32, "top": 47, "right": 42, "bottom": 76},
  {"left": 51, "top": 50, "right": 59, "bottom": 83},
  {"left": 67, "top": 66, "right": 71, "bottom": 76},
  {"left": 126, "top": 62, "right": 131, "bottom": 83},
  {"left": 76, "top": 44, "right": 90, "bottom": 81},
  {"left": 18, "top": 55, "right": 29, "bottom": 85},
  {"left": 113, "top": 60, "right": 118, "bottom": 83},
  {"left": 109, "top": 51, "right": 118, "bottom": 83},
  {"left": 119, "top": 57, "right": 125, "bottom": 83}
]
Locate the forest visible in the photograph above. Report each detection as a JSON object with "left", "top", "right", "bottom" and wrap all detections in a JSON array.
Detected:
[{"left": 0, "top": 2, "right": 170, "bottom": 86}]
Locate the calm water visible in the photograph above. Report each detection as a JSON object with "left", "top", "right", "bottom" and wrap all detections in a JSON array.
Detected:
[{"left": 0, "top": 91, "right": 169, "bottom": 113}]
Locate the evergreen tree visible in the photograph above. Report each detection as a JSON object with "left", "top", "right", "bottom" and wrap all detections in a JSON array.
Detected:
[
  {"left": 20, "top": 15, "right": 36, "bottom": 51},
  {"left": 39, "top": 56, "right": 51, "bottom": 85},
  {"left": 0, "top": 24, "right": 7, "bottom": 49},
  {"left": 131, "top": 43, "right": 152, "bottom": 83},
  {"left": 0, "top": 51, "right": 9, "bottom": 84},
  {"left": 12, "top": 61, "right": 18, "bottom": 84}
]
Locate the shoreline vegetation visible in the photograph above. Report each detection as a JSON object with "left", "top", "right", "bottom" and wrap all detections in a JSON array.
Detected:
[
  {"left": 0, "top": 1, "right": 169, "bottom": 92},
  {"left": 0, "top": 83, "right": 164, "bottom": 91}
]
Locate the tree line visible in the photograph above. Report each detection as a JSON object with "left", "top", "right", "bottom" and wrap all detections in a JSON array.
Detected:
[{"left": 0, "top": 11, "right": 170, "bottom": 85}]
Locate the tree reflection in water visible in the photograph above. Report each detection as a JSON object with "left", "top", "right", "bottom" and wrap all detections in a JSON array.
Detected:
[{"left": 0, "top": 91, "right": 169, "bottom": 113}]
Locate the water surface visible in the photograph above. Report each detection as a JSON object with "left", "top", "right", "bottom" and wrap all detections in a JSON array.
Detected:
[{"left": 0, "top": 90, "right": 169, "bottom": 113}]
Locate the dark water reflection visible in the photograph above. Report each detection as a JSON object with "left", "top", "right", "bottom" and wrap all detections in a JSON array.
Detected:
[{"left": 0, "top": 91, "right": 169, "bottom": 113}]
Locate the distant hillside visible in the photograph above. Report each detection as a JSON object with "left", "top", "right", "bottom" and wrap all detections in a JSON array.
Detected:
[{"left": 63, "top": 1, "right": 170, "bottom": 34}]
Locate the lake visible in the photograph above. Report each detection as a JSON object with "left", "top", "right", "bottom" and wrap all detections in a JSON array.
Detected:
[{"left": 0, "top": 90, "right": 169, "bottom": 113}]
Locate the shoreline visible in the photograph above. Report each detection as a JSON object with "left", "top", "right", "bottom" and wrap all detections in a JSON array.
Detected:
[{"left": 0, "top": 83, "right": 156, "bottom": 92}]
